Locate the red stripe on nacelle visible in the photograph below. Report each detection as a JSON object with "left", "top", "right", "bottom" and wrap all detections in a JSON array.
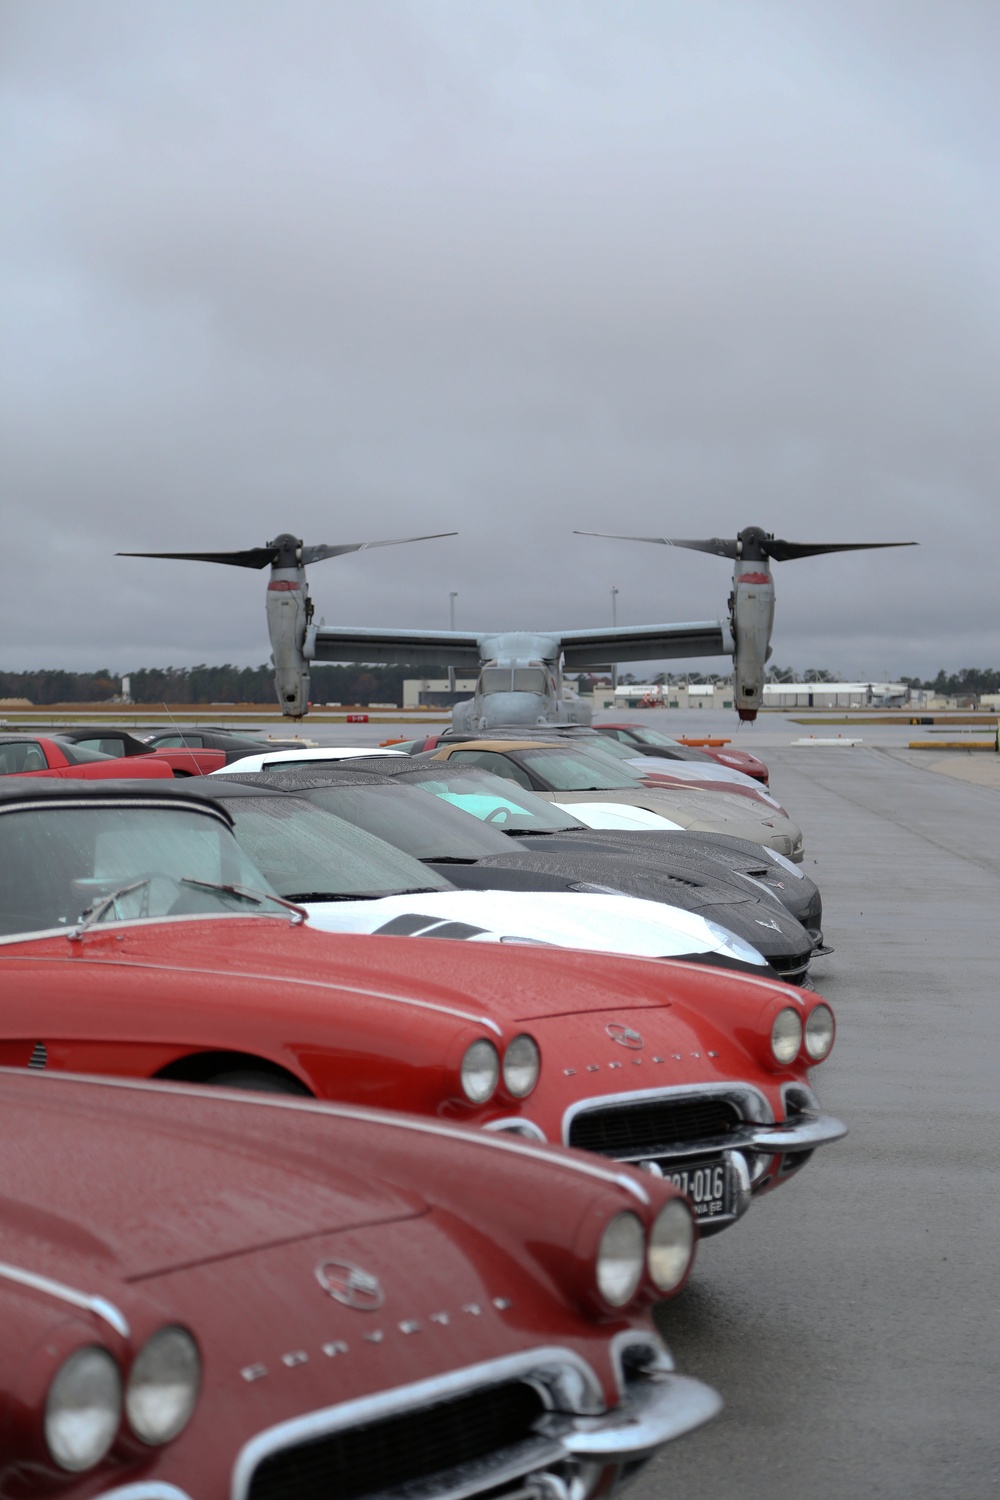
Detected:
[
  {"left": 737, "top": 572, "right": 770, "bottom": 585},
  {"left": 267, "top": 580, "right": 301, "bottom": 591}
]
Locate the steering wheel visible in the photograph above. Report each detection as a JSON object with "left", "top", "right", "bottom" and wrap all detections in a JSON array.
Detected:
[{"left": 483, "top": 806, "right": 510, "bottom": 825}]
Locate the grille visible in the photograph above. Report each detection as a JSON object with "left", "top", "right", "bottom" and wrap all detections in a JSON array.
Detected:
[
  {"left": 248, "top": 1380, "right": 547, "bottom": 1500},
  {"left": 766, "top": 953, "right": 810, "bottom": 979},
  {"left": 569, "top": 1096, "right": 742, "bottom": 1157}
]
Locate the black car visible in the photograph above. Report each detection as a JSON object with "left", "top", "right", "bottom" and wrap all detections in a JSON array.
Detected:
[{"left": 228, "top": 761, "right": 823, "bottom": 983}]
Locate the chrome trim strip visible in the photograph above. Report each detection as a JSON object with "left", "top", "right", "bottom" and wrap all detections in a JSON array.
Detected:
[
  {"left": 0, "top": 1261, "right": 129, "bottom": 1338},
  {"left": 230, "top": 1347, "right": 603, "bottom": 1500},
  {"left": 0, "top": 1069, "right": 649, "bottom": 1205},
  {"left": 561, "top": 1081, "right": 775, "bottom": 1146},
  {"left": 562, "top": 1373, "right": 721, "bottom": 1460}
]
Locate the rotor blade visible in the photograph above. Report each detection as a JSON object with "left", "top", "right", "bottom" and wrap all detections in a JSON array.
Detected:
[
  {"left": 301, "top": 531, "right": 457, "bottom": 564},
  {"left": 766, "top": 540, "right": 918, "bottom": 562},
  {"left": 574, "top": 531, "right": 739, "bottom": 558},
  {"left": 117, "top": 547, "right": 276, "bottom": 569}
]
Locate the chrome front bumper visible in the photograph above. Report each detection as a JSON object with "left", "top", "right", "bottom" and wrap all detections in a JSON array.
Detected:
[{"left": 560, "top": 1372, "right": 721, "bottom": 1461}]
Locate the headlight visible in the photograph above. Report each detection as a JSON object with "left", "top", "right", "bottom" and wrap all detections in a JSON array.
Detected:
[
  {"left": 771, "top": 1007, "right": 803, "bottom": 1064},
  {"left": 503, "top": 1035, "right": 540, "bottom": 1097},
  {"left": 45, "top": 1346, "right": 121, "bottom": 1472},
  {"left": 804, "top": 1003, "right": 835, "bottom": 1061},
  {"left": 460, "top": 1039, "right": 499, "bottom": 1103},
  {"left": 703, "top": 920, "right": 767, "bottom": 966},
  {"left": 126, "top": 1326, "right": 201, "bottom": 1445},
  {"left": 647, "top": 1199, "right": 695, "bottom": 1293},
  {"left": 596, "top": 1212, "right": 645, "bottom": 1307}
]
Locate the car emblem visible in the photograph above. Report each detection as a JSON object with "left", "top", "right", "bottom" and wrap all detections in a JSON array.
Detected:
[
  {"left": 755, "top": 918, "right": 781, "bottom": 931},
  {"left": 606, "top": 1023, "right": 643, "bottom": 1050},
  {"left": 315, "top": 1259, "right": 385, "bottom": 1311}
]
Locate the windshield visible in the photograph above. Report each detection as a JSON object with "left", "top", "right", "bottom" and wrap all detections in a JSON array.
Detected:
[
  {"left": 292, "top": 782, "right": 514, "bottom": 861},
  {"left": 223, "top": 796, "right": 454, "bottom": 898},
  {"left": 0, "top": 804, "right": 280, "bottom": 937},
  {"left": 516, "top": 748, "right": 641, "bottom": 791},
  {"left": 404, "top": 769, "right": 588, "bottom": 833}
]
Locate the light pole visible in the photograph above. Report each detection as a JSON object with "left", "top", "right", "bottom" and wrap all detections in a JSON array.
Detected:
[
  {"left": 448, "top": 592, "right": 458, "bottom": 693},
  {"left": 610, "top": 586, "right": 619, "bottom": 697}
]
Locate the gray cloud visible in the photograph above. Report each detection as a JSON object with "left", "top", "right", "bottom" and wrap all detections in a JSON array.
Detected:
[{"left": 2, "top": 0, "right": 998, "bottom": 679}]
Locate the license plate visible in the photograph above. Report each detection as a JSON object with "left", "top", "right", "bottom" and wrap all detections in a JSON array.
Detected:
[{"left": 665, "top": 1159, "right": 729, "bottom": 1219}]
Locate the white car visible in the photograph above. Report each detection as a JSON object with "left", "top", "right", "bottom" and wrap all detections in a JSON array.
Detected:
[
  {"left": 205, "top": 780, "right": 771, "bottom": 974},
  {"left": 302, "top": 887, "right": 768, "bottom": 968},
  {"left": 216, "top": 746, "right": 405, "bottom": 774}
]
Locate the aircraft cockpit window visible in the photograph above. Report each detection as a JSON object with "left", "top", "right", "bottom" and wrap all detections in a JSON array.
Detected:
[
  {"left": 512, "top": 669, "right": 548, "bottom": 695},
  {"left": 480, "top": 669, "right": 512, "bottom": 695}
]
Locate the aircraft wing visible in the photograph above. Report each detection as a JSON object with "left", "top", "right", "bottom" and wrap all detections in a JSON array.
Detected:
[
  {"left": 312, "top": 627, "right": 484, "bottom": 670},
  {"left": 557, "top": 621, "right": 730, "bottom": 670}
]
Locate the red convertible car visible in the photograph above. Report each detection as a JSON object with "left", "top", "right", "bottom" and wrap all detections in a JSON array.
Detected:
[
  {"left": 0, "top": 1068, "right": 717, "bottom": 1495},
  {"left": 0, "top": 779, "right": 845, "bottom": 1236}
]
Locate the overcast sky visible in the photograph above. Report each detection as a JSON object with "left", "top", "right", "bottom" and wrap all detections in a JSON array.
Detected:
[{"left": 2, "top": 0, "right": 998, "bottom": 680}]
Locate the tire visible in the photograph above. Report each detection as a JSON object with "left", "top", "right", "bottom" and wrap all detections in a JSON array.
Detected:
[{"left": 203, "top": 1069, "right": 310, "bottom": 1096}]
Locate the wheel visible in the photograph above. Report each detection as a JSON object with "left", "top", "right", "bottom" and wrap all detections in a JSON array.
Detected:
[{"left": 203, "top": 1069, "right": 310, "bottom": 1096}]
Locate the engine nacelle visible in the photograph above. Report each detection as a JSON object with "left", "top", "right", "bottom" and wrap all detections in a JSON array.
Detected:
[
  {"left": 266, "top": 568, "right": 311, "bottom": 717},
  {"left": 730, "top": 563, "right": 775, "bottom": 722}
]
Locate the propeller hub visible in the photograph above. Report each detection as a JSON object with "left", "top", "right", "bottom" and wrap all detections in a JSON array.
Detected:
[
  {"left": 267, "top": 533, "right": 304, "bottom": 568},
  {"left": 737, "top": 526, "right": 771, "bottom": 562}
]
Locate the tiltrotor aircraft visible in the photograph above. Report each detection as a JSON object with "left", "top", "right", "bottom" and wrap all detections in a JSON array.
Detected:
[{"left": 120, "top": 525, "right": 915, "bottom": 725}]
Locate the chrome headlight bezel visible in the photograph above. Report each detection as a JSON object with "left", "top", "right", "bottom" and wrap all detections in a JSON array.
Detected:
[
  {"left": 460, "top": 1038, "right": 500, "bottom": 1103},
  {"left": 44, "top": 1345, "right": 122, "bottom": 1473},
  {"left": 503, "top": 1034, "right": 540, "bottom": 1098},
  {"left": 125, "top": 1325, "right": 201, "bottom": 1446}
]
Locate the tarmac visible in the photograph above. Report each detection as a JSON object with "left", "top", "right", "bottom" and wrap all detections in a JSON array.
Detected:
[
  {"left": 306, "top": 707, "right": 1000, "bottom": 1497},
  {"left": 639, "top": 728, "right": 1000, "bottom": 1500}
]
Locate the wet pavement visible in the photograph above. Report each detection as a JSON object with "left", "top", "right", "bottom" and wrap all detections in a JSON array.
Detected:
[{"left": 643, "top": 738, "right": 1000, "bottom": 1500}]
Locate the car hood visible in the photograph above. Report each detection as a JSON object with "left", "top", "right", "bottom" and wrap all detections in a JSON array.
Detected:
[
  {"left": 0, "top": 1071, "right": 424, "bottom": 1280},
  {"left": 301, "top": 889, "right": 768, "bottom": 968},
  {"left": 543, "top": 791, "right": 803, "bottom": 853}
]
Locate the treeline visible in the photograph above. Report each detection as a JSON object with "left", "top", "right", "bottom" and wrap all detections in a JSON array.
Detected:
[
  {"left": 900, "top": 668, "right": 1000, "bottom": 696},
  {"left": 6, "top": 662, "right": 1000, "bottom": 706},
  {"left": 0, "top": 663, "right": 452, "bottom": 706}
]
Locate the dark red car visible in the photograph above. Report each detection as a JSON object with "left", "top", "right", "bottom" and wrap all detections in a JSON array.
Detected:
[
  {"left": 0, "top": 1068, "right": 717, "bottom": 1494},
  {"left": 594, "top": 725, "right": 770, "bottom": 785}
]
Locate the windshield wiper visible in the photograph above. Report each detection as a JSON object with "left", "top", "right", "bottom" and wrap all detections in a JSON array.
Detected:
[
  {"left": 70, "top": 879, "right": 151, "bottom": 938},
  {"left": 419, "top": 855, "right": 479, "bottom": 864},
  {"left": 180, "top": 877, "right": 306, "bottom": 923}
]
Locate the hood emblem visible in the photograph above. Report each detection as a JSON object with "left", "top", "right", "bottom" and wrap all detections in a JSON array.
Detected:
[
  {"left": 606, "top": 1023, "right": 644, "bottom": 1050},
  {"left": 315, "top": 1259, "right": 384, "bottom": 1311},
  {"left": 755, "top": 918, "right": 781, "bottom": 931}
]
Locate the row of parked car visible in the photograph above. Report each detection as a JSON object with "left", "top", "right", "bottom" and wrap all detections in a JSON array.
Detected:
[{"left": 0, "top": 721, "right": 844, "bottom": 1496}]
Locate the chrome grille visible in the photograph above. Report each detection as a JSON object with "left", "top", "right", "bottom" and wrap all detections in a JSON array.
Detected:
[
  {"left": 247, "top": 1380, "right": 547, "bottom": 1500},
  {"left": 569, "top": 1096, "right": 741, "bottom": 1157}
]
